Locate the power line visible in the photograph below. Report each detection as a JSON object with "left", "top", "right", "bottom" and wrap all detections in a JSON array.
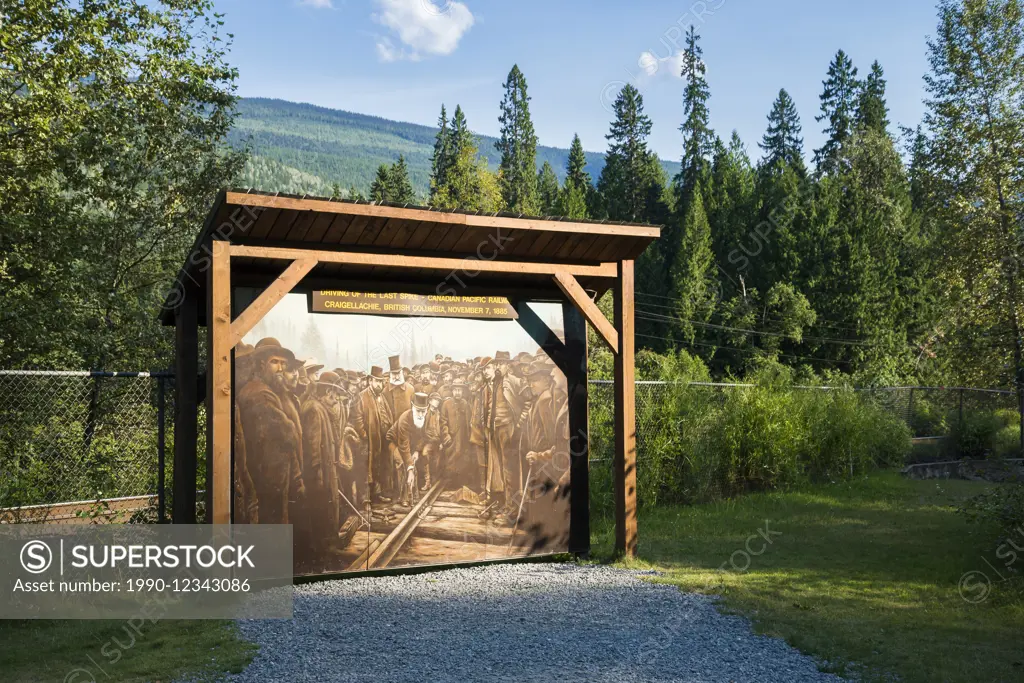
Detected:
[
  {"left": 634, "top": 296, "right": 864, "bottom": 335},
  {"left": 635, "top": 290, "right": 866, "bottom": 333},
  {"left": 635, "top": 307, "right": 877, "bottom": 348},
  {"left": 635, "top": 331, "right": 854, "bottom": 366}
]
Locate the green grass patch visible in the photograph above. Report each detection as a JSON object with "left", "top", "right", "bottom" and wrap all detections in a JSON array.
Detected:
[
  {"left": 0, "top": 619, "right": 257, "bottom": 682},
  {"left": 592, "top": 472, "right": 1024, "bottom": 683}
]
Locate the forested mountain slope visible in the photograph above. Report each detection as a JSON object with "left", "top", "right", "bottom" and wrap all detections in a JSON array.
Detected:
[{"left": 230, "top": 97, "right": 681, "bottom": 199}]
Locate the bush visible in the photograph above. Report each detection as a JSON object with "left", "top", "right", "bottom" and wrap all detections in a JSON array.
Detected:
[
  {"left": 949, "top": 409, "right": 1021, "bottom": 459},
  {"left": 587, "top": 352, "right": 913, "bottom": 515},
  {"left": 909, "top": 398, "right": 948, "bottom": 437}
]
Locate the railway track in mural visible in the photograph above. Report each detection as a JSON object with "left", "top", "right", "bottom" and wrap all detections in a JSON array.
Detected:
[{"left": 338, "top": 480, "right": 533, "bottom": 572}]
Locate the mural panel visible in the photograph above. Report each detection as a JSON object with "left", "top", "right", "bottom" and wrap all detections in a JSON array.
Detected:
[{"left": 233, "top": 291, "right": 572, "bottom": 576}]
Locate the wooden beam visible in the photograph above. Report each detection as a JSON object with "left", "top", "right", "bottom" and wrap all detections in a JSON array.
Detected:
[
  {"left": 553, "top": 272, "right": 619, "bottom": 354},
  {"left": 230, "top": 257, "right": 317, "bottom": 348},
  {"left": 228, "top": 244, "right": 618, "bottom": 280},
  {"left": 207, "top": 241, "right": 232, "bottom": 525},
  {"left": 563, "top": 302, "right": 590, "bottom": 556},
  {"left": 511, "top": 299, "right": 570, "bottom": 374},
  {"left": 173, "top": 286, "right": 199, "bottom": 524},
  {"left": 224, "top": 191, "right": 662, "bottom": 239},
  {"left": 613, "top": 260, "right": 638, "bottom": 558}
]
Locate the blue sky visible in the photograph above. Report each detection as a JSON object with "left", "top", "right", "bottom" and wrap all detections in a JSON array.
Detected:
[{"left": 216, "top": 0, "right": 940, "bottom": 161}]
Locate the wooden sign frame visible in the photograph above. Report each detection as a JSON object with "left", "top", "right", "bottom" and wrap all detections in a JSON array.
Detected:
[{"left": 165, "top": 190, "right": 658, "bottom": 560}]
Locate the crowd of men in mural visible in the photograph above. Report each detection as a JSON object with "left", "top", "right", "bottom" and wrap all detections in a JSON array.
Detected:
[{"left": 232, "top": 336, "right": 572, "bottom": 568}]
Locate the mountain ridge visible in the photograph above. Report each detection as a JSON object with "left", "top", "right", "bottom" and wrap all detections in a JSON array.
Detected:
[{"left": 231, "top": 97, "right": 682, "bottom": 199}]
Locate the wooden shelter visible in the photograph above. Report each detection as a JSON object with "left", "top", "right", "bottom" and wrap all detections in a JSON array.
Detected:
[{"left": 161, "top": 189, "right": 660, "bottom": 558}]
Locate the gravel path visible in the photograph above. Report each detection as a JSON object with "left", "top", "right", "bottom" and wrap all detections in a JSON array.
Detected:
[{"left": 228, "top": 563, "right": 844, "bottom": 683}]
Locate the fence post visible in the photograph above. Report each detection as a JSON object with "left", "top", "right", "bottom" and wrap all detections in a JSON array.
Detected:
[
  {"left": 157, "top": 375, "right": 166, "bottom": 523},
  {"left": 958, "top": 388, "right": 964, "bottom": 431},
  {"left": 907, "top": 388, "right": 915, "bottom": 434}
]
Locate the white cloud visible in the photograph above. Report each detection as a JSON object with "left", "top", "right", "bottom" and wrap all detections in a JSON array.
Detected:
[
  {"left": 636, "top": 50, "right": 704, "bottom": 80},
  {"left": 299, "top": 0, "right": 334, "bottom": 8},
  {"left": 372, "top": 0, "right": 475, "bottom": 62},
  {"left": 376, "top": 37, "right": 420, "bottom": 63}
]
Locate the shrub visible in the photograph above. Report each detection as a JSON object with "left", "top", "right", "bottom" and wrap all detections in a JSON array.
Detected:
[
  {"left": 587, "top": 352, "right": 913, "bottom": 515},
  {"left": 949, "top": 409, "right": 1020, "bottom": 459}
]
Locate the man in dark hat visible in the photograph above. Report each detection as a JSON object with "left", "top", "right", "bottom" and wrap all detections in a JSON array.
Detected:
[
  {"left": 299, "top": 371, "right": 345, "bottom": 570},
  {"left": 386, "top": 354, "right": 415, "bottom": 426},
  {"left": 352, "top": 366, "right": 395, "bottom": 504},
  {"left": 428, "top": 361, "right": 442, "bottom": 389},
  {"left": 414, "top": 364, "right": 434, "bottom": 395},
  {"left": 521, "top": 362, "right": 559, "bottom": 478},
  {"left": 386, "top": 392, "right": 436, "bottom": 507},
  {"left": 346, "top": 371, "right": 361, "bottom": 404},
  {"left": 233, "top": 344, "right": 259, "bottom": 524},
  {"left": 236, "top": 339, "right": 305, "bottom": 526},
  {"left": 476, "top": 356, "right": 527, "bottom": 517},
  {"left": 441, "top": 379, "right": 472, "bottom": 488},
  {"left": 329, "top": 368, "right": 359, "bottom": 509},
  {"left": 439, "top": 365, "right": 455, "bottom": 398},
  {"left": 423, "top": 392, "right": 445, "bottom": 488},
  {"left": 468, "top": 359, "right": 491, "bottom": 494},
  {"left": 280, "top": 352, "right": 312, "bottom": 543}
]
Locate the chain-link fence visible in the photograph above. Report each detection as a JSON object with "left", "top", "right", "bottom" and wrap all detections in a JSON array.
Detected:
[
  {"left": 862, "top": 386, "right": 1019, "bottom": 436},
  {"left": 0, "top": 371, "right": 170, "bottom": 524},
  {"left": 2, "top": 372, "right": 1019, "bottom": 524}
]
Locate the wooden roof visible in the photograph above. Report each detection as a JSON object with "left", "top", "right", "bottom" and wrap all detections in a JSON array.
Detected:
[{"left": 161, "top": 189, "right": 661, "bottom": 324}]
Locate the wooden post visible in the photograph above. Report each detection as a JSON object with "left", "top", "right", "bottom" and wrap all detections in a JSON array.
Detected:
[
  {"left": 173, "top": 285, "right": 199, "bottom": 524},
  {"left": 613, "top": 259, "right": 637, "bottom": 557},
  {"left": 207, "top": 241, "right": 232, "bottom": 524},
  {"left": 563, "top": 301, "right": 590, "bottom": 555}
]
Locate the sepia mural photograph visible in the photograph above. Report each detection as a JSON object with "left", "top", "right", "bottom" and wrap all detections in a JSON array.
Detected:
[{"left": 233, "top": 290, "right": 573, "bottom": 576}]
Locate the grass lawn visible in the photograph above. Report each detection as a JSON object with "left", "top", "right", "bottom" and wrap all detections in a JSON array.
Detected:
[
  {"left": 0, "top": 619, "right": 256, "bottom": 682},
  {"left": 593, "top": 472, "right": 1024, "bottom": 683}
]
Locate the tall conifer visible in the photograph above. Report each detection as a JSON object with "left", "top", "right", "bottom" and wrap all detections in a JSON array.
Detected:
[
  {"left": 814, "top": 50, "right": 861, "bottom": 174},
  {"left": 495, "top": 65, "right": 539, "bottom": 214},
  {"left": 759, "top": 89, "right": 805, "bottom": 173}
]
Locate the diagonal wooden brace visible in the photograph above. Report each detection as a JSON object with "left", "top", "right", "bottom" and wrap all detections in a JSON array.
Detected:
[
  {"left": 553, "top": 271, "right": 619, "bottom": 354},
  {"left": 229, "top": 257, "right": 318, "bottom": 348}
]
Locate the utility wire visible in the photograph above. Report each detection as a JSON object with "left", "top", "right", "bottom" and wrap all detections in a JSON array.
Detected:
[
  {"left": 633, "top": 296, "right": 864, "bottom": 335},
  {"left": 635, "top": 331, "right": 854, "bottom": 366},
  {"left": 635, "top": 307, "right": 877, "bottom": 348},
  {"left": 635, "top": 290, "right": 866, "bottom": 333}
]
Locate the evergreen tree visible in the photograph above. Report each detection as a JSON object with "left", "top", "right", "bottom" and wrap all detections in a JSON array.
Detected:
[
  {"left": 759, "top": 88, "right": 805, "bottom": 173},
  {"left": 430, "top": 104, "right": 451, "bottom": 202},
  {"left": 856, "top": 60, "right": 890, "bottom": 134},
  {"left": 669, "top": 188, "right": 717, "bottom": 342},
  {"left": 597, "top": 84, "right": 659, "bottom": 223},
  {"left": 537, "top": 161, "right": 560, "bottom": 215},
  {"left": 559, "top": 134, "right": 591, "bottom": 219},
  {"left": 388, "top": 155, "right": 415, "bottom": 204},
  {"left": 814, "top": 49, "right": 861, "bottom": 174},
  {"left": 370, "top": 163, "right": 391, "bottom": 202},
  {"left": 803, "top": 129, "right": 914, "bottom": 377},
  {"left": 677, "top": 25, "right": 714, "bottom": 198},
  {"left": 708, "top": 132, "right": 757, "bottom": 291},
  {"left": 495, "top": 65, "right": 539, "bottom": 214},
  {"left": 565, "top": 134, "right": 591, "bottom": 190},
  {"left": 432, "top": 105, "right": 503, "bottom": 213}
]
